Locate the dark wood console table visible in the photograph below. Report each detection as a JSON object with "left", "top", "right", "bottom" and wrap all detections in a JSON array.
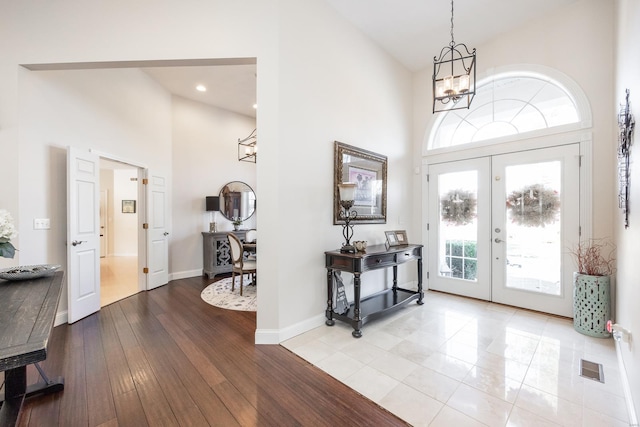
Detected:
[
  {"left": 0, "top": 271, "right": 64, "bottom": 427},
  {"left": 325, "top": 244, "right": 423, "bottom": 338}
]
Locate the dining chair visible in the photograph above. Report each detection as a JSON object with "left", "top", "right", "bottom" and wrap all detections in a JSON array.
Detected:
[{"left": 227, "top": 233, "right": 256, "bottom": 296}]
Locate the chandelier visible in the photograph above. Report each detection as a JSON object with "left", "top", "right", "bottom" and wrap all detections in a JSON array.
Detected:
[
  {"left": 432, "top": 0, "right": 476, "bottom": 113},
  {"left": 238, "top": 128, "right": 257, "bottom": 163}
]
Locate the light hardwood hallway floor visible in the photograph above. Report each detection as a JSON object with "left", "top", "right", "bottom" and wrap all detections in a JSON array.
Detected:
[{"left": 100, "top": 255, "right": 139, "bottom": 307}]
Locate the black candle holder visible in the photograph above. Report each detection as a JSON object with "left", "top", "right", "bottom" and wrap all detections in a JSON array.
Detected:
[{"left": 339, "top": 199, "right": 357, "bottom": 253}]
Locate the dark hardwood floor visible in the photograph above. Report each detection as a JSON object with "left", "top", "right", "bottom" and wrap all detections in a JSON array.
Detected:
[{"left": 13, "top": 275, "right": 408, "bottom": 426}]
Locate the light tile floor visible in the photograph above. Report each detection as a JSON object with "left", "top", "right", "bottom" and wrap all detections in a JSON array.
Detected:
[{"left": 282, "top": 291, "right": 629, "bottom": 426}]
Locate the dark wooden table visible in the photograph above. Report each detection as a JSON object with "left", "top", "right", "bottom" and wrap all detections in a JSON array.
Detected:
[
  {"left": 0, "top": 271, "right": 64, "bottom": 427},
  {"left": 325, "top": 243, "right": 423, "bottom": 337}
]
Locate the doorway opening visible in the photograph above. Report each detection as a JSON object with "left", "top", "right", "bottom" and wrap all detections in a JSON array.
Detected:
[{"left": 99, "top": 158, "right": 143, "bottom": 307}]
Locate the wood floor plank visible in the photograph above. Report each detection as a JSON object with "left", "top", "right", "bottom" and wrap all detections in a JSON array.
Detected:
[
  {"left": 82, "top": 315, "right": 117, "bottom": 426},
  {"left": 17, "top": 275, "right": 407, "bottom": 426},
  {"left": 112, "top": 389, "right": 148, "bottom": 427},
  {"left": 97, "top": 305, "right": 136, "bottom": 397},
  {"left": 57, "top": 322, "right": 88, "bottom": 427},
  {"left": 155, "top": 313, "right": 226, "bottom": 387}
]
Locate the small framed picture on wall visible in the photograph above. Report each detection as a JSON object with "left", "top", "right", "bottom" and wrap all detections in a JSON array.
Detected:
[{"left": 122, "top": 200, "right": 136, "bottom": 213}]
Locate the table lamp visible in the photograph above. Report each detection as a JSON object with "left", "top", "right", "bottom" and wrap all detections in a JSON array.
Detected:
[{"left": 206, "top": 196, "right": 220, "bottom": 232}]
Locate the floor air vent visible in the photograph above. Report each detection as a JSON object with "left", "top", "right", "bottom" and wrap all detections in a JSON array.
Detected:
[{"left": 580, "top": 359, "right": 604, "bottom": 383}]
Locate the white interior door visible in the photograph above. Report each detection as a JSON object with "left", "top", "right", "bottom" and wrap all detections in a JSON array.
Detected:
[
  {"left": 427, "top": 144, "right": 580, "bottom": 316},
  {"left": 146, "top": 171, "right": 169, "bottom": 290},
  {"left": 67, "top": 147, "right": 101, "bottom": 323}
]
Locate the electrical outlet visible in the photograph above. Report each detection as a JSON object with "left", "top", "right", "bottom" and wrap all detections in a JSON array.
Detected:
[{"left": 34, "top": 218, "right": 50, "bottom": 230}]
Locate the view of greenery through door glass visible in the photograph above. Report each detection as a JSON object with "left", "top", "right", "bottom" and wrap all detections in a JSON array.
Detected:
[
  {"left": 438, "top": 171, "right": 478, "bottom": 281},
  {"left": 505, "top": 161, "right": 562, "bottom": 295}
]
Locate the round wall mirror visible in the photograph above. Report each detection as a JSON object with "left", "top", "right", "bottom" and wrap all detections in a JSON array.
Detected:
[{"left": 219, "top": 181, "right": 256, "bottom": 221}]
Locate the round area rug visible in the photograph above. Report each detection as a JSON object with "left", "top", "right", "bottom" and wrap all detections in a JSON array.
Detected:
[{"left": 201, "top": 276, "right": 256, "bottom": 312}]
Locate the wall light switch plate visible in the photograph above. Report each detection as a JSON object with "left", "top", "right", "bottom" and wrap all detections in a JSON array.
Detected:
[{"left": 34, "top": 218, "right": 50, "bottom": 230}]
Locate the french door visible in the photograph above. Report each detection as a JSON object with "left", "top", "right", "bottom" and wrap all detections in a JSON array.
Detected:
[{"left": 427, "top": 144, "right": 580, "bottom": 317}]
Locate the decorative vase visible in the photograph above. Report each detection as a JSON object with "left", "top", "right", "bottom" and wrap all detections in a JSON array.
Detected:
[
  {"left": 573, "top": 272, "right": 611, "bottom": 338},
  {"left": 233, "top": 224, "right": 240, "bottom": 231}
]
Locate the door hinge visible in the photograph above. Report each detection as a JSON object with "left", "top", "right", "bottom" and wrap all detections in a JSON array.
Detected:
[
  {"left": 142, "top": 178, "right": 149, "bottom": 185},
  {"left": 426, "top": 174, "right": 430, "bottom": 182},
  {"left": 143, "top": 223, "right": 148, "bottom": 229},
  {"left": 427, "top": 223, "right": 430, "bottom": 231},
  {"left": 426, "top": 271, "right": 429, "bottom": 279},
  {"left": 143, "top": 267, "right": 149, "bottom": 274},
  {"left": 579, "top": 225, "right": 582, "bottom": 237},
  {"left": 578, "top": 155, "right": 582, "bottom": 167}
]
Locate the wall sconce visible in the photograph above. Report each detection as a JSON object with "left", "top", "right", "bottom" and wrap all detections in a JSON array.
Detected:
[
  {"left": 432, "top": 0, "right": 476, "bottom": 113},
  {"left": 338, "top": 182, "right": 357, "bottom": 253},
  {"left": 238, "top": 129, "right": 257, "bottom": 163},
  {"left": 206, "top": 196, "right": 220, "bottom": 232}
]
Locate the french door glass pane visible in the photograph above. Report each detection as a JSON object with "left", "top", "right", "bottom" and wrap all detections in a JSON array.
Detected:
[
  {"left": 504, "top": 161, "right": 562, "bottom": 295},
  {"left": 438, "top": 171, "right": 478, "bottom": 281}
]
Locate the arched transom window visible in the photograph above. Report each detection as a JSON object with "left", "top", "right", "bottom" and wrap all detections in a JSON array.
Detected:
[{"left": 430, "top": 74, "right": 582, "bottom": 150}]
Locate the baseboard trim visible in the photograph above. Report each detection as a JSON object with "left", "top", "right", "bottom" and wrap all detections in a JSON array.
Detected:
[
  {"left": 169, "top": 269, "right": 202, "bottom": 281},
  {"left": 255, "top": 313, "right": 326, "bottom": 344},
  {"left": 615, "top": 337, "right": 639, "bottom": 426},
  {"left": 55, "top": 310, "right": 68, "bottom": 326}
]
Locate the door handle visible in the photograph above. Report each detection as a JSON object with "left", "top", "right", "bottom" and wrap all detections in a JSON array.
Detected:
[
  {"left": 71, "top": 240, "right": 86, "bottom": 246},
  {"left": 163, "top": 232, "right": 169, "bottom": 236},
  {"left": 494, "top": 238, "right": 503, "bottom": 243}
]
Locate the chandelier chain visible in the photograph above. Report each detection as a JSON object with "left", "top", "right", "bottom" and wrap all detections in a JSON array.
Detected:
[{"left": 450, "top": 0, "right": 455, "bottom": 47}]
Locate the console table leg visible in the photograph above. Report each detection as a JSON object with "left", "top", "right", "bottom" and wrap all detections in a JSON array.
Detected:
[
  {"left": 325, "top": 269, "right": 335, "bottom": 326},
  {"left": 392, "top": 265, "right": 398, "bottom": 292},
  {"left": 352, "top": 273, "right": 362, "bottom": 337},
  {"left": 417, "top": 256, "right": 424, "bottom": 305}
]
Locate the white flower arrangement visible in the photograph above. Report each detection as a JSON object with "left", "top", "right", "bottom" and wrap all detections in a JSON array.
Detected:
[{"left": 0, "top": 209, "right": 18, "bottom": 258}]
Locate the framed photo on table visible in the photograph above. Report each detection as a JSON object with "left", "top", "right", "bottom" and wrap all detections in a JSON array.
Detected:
[
  {"left": 394, "top": 230, "right": 408, "bottom": 245},
  {"left": 385, "top": 231, "right": 399, "bottom": 247}
]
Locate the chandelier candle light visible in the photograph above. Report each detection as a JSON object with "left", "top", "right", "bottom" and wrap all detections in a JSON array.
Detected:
[
  {"left": 432, "top": 0, "right": 476, "bottom": 113},
  {"left": 238, "top": 128, "right": 257, "bottom": 163},
  {"left": 338, "top": 182, "right": 357, "bottom": 254}
]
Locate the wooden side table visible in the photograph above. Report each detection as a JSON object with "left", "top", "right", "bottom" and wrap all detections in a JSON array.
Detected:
[
  {"left": 324, "top": 244, "right": 423, "bottom": 337},
  {"left": 0, "top": 271, "right": 64, "bottom": 426}
]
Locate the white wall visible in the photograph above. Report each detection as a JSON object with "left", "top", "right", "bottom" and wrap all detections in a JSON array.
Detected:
[
  {"left": 614, "top": 0, "right": 640, "bottom": 418},
  {"left": 14, "top": 67, "right": 172, "bottom": 314},
  {"left": 0, "top": 0, "right": 415, "bottom": 342},
  {"left": 258, "top": 0, "right": 414, "bottom": 339},
  {"left": 113, "top": 169, "right": 138, "bottom": 256},
  {"left": 170, "top": 96, "right": 256, "bottom": 278}
]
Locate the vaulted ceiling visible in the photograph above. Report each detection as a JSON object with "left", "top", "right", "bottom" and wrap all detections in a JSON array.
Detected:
[{"left": 143, "top": 0, "right": 581, "bottom": 116}]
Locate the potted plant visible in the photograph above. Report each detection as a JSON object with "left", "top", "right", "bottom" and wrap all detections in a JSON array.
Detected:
[
  {"left": 570, "top": 238, "right": 615, "bottom": 338},
  {"left": 0, "top": 209, "right": 18, "bottom": 259},
  {"left": 232, "top": 217, "right": 243, "bottom": 231}
]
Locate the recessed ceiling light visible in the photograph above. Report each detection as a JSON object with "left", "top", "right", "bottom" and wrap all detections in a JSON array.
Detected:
[{"left": 196, "top": 84, "right": 207, "bottom": 92}]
